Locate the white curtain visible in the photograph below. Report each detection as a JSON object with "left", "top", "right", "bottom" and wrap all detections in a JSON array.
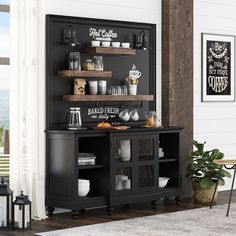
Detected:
[{"left": 10, "top": 0, "right": 46, "bottom": 220}]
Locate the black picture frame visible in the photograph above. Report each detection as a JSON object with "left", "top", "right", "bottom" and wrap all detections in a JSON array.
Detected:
[{"left": 201, "top": 33, "right": 235, "bottom": 102}]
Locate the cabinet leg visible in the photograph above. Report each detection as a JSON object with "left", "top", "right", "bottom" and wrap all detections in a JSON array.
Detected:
[
  {"left": 152, "top": 200, "right": 158, "bottom": 209},
  {"left": 47, "top": 207, "right": 55, "bottom": 216},
  {"left": 107, "top": 206, "right": 114, "bottom": 215},
  {"left": 71, "top": 210, "right": 80, "bottom": 219},
  {"left": 175, "top": 196, "right": 182, "bottom": 205}
]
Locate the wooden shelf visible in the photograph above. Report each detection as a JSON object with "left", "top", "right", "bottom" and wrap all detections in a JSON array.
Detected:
[
  {"left": 159, "top": 158, "right": 177, "bottom": 163},
  {"left": 63, "top": 95, "right": 154, "bottom": 102},
  {"left": 58, "top": 70, "right": 112, "bottom": 78},
  {"left": 84, "top": 47, "right": 136, "bottom": 55},
  {"left": 78, "top": 164, "right": 104, "bottom": 170}
]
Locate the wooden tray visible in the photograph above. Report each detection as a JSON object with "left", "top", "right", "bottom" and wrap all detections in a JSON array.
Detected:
[{"left": 92, "top": 126, "right": 130, "bottom": 130}]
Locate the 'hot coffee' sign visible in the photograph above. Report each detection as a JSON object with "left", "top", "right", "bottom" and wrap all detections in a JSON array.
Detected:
[{"left": 89, "top": 28, "right": 118, "bottom": 41}]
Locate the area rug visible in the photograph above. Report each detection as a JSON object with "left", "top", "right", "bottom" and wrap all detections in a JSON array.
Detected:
[{"left": 37, "top": 203, "right": 236, "bottom": 236}]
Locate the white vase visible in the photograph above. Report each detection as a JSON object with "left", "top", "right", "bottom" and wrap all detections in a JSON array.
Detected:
[{"left": 119, "top": 140, "right": 131, "bottom": 161}]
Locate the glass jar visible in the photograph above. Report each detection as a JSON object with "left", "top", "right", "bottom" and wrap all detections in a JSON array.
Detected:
[
  {"left": 83, "top": 59, "right": 94, "bottom": 71},
  {"left": 69, "top": 52, "right": 81, "bottom": 70},
  {"left": 94, "top": 56, "right": 104, "bottom": 71}
]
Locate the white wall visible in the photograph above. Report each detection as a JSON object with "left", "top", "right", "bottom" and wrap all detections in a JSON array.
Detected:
[
  {"left": 44, "top": 0, "right": 162, "bottom": 117},
  {"left": 194, "top": 0, "right": 236, "bottom": 190}
]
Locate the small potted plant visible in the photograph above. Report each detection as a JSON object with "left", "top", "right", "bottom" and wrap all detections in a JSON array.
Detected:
[
  {"left": 185, "top": 140, "right": 231, "bottom": 203},
  {"left": 125, "top": 75, "right": 139, "bottom": 95}
]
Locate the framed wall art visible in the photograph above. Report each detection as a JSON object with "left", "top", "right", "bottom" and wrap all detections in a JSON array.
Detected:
[{"left": 201, "top": 33, "right": 235, "bottom": 102}]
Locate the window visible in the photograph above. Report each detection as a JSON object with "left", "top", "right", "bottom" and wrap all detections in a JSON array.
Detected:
[{"left": 0, "top": 0, "right": 10, "bottom": 177}]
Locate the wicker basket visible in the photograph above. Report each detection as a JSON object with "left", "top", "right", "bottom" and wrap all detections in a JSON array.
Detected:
[{"left": 192, "top": 180, "right": 218, "bottom": 204}]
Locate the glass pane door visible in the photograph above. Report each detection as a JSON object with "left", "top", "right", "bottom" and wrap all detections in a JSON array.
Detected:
[
  {"left": 138, "top": 138, "right": 154, "bottom": 161},
  {"left": 139, "top": 165, "right": 154, "bottom": 187}
]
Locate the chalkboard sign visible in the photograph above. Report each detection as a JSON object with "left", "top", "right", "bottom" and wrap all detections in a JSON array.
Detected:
[
  {"left": 46, "top": 15, "right": 156, "bottom": 129},
  {"left": 202, "top": 33, "right": 235, "bottom": 102}
]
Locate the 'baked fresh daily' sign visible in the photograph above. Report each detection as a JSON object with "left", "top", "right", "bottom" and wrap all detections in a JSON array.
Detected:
[{"left": 88, "top": 107, "right": 119, "bottom": 120}]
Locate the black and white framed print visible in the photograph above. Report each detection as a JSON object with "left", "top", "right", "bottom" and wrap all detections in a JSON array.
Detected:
[{"left": 202, "top": 33, "right": 235, "bottom": 102}]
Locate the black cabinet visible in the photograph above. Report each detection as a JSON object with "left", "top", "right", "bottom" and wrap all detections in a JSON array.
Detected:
[
  {"left": 46, "top": 130, "right": 109, "bottom": 213},
  {"left": 45, "top": 127, "right": 183, "bottom": 215}
]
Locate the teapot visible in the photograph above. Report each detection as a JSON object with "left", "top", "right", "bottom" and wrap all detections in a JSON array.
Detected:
[
  {"left": 145, "top": 111, "right": 160, "bottom": 127},
  {"left": 119, "top": 140, "right": 131, "bottom": 161}
]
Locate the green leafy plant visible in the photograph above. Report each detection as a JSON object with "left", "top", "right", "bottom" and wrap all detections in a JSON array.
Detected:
[{"left": 185, "top": 140, "right": 231, "bottom": 189}]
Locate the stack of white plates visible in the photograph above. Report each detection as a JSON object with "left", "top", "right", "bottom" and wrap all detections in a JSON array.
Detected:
[
  {"left": 78, "top": 153, "right": 96, "bottom": 165},
  {"left": 78, "top": 179, "right": 90, "bottom": 196}
]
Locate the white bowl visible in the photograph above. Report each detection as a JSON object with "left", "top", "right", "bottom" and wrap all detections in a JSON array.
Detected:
[
  {"left": 91, "top": 40, "right": 100, "bottom": 47},
  {"left": 78, "top": 179, "right": 90, "bottom": 184},
  {"left": 111, "top": 42, "right": 120, "bottom": 48},
  {"left": 78, "top": 179, "right": 90, "bottom": 187},
  {"left": 78, "top": 186, "right": 90, "bottom": 197},
  {"left": 101, "top": 41, "right": 110, "bottom": 47},
  {"left": 159, "top": 177, "right": 170, "bottom": 188},
  {"left": 121, "top": 42, "right": 130, "bottom": 48}
]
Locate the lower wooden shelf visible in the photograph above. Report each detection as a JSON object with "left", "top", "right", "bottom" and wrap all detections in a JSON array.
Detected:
[{"left": 63, "top": 95, "right": 154, "bottom": 101}]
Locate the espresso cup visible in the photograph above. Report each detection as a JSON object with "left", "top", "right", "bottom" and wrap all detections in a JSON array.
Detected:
[
  {"left": 129, "top": 110, "right": 139, "bottom": 121},
  {"left": 88, "top": 81, "right": 98, "bottom": 95},
  {"left": 119, "top": 110, "right": 129, "bottom": 121}
]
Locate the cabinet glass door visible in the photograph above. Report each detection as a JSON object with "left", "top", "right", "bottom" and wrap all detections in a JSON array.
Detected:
[
  {"left": 138, "top": 137, "right": 156, "bottom": 188},
  {"left": 138, "top": 138, "right": 154, "bottom": 161},
  {"left": 113, "top": 138, "right": 133, "bottom": 192},
  {"left": 139, "top": 165, "right": 154, "bottom": 187}
]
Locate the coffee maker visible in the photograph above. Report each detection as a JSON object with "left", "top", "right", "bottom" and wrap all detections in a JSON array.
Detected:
[{"left": 65, "top": 107, "right": 85, "bottom": 130}]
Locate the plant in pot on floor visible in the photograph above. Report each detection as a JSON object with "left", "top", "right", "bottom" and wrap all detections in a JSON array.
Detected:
[{"left": 185, "top": 140, "right": 231, "bottom": 203}]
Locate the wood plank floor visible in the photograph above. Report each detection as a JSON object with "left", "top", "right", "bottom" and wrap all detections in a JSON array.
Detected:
[{"left": 2, "top": 190, "right": 236, "bottom": 236}]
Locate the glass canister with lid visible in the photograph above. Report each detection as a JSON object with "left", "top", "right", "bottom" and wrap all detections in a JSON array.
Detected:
[
  {"left": 83, "top": 59, "right": 94, "bottom": 71},
  {"left": 94, "top": 56, "right": 104, "bottom": 71}
]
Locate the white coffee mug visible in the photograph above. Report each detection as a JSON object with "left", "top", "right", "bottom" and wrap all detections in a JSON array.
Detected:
[
  {"left": 119, "top": 110, "right": 129, "bottom": 121},
  {"left": 129, "top": 110, "right": 139, "bottom": 121},
  {"left": 115, "top": 179, "right": 123, "bottom": 190},
  {"left": 88, "top": 81, "right": 98, "bottom": 95},
  {"left": 98, "top": 80, "right": 107, "bottom": 95},
  {"left": 123, "top": 179, "right": 131, "bottom": 189}
]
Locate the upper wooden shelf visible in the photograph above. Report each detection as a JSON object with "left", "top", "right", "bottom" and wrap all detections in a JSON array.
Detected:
[
  {"left": 63, "top": 95, "right": 154, "bottom": 102},
  {"left": 84, "top": 47, "right": 136, "bottom": 55},
  {"left": 58, "top": 70, "right": 112, "bottom": 78}
]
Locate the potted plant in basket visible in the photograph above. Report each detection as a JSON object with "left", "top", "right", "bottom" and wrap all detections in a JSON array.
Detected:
[{"left": 185, "top": 140, "right": 231, "bottom": 203}]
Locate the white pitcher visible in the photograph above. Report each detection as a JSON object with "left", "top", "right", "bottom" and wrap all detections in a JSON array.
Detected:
[{"left": 119, "top": 140, "right": 131, "bottom": 161}]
